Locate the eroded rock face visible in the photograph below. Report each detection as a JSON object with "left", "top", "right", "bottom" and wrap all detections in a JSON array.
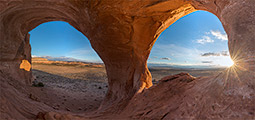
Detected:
[
  {"left": 119, "top": 70, "right": 255, "bottom": 119},
  {"left": 0, "top": 0, "right": 254, "bottom": 119}
]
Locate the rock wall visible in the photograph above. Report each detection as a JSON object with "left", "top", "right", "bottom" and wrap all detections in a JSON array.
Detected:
[{"left": 0, "top": 0, "right": 254, "bottom": 119}]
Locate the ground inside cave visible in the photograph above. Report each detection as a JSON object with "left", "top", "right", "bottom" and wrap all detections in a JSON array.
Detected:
[
  {"left": 29, "top": 63, "right": 108, "bottom": 113},
  {"left": 28, "top": 61, "right": 226, "bottom": 114}
]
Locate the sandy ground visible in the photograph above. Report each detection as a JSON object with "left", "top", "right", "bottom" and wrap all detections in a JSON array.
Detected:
[
  {"left": 29, "top": 63, "right": 226, "bottom": 113},
  {"left": 30, "top": 64, "right": 108, "bottom": 113}
]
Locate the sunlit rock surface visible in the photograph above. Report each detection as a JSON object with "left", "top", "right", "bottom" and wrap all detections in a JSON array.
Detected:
[
  {"left": 120, "top": 69, "right": 255, "bottom": 119},
  {"left": 0, "top": 0, "right": 254, "bottom": 119},
  {"left": 20, "top": 60, "right": 31, "bottom": 71}
]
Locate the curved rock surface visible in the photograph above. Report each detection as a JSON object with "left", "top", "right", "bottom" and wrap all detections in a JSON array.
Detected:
[{"left": 0, "top": 0, "right": 254, "bottom": 119}]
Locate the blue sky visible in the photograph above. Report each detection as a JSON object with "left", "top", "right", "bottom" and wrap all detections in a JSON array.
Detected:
[
  {"left": 148, "top": 10, "right": 232, "bottom": 67},
  {"left": 30, "top": 10, "right": 233, "bottom": 67},
  {"left": 29, "top": 20, "right": 102, "bottom": 62}
]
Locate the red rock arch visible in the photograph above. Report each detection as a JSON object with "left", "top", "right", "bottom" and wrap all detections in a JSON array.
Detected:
[{"left": 0, "top": 0, "right": 254, "bottom": 119}]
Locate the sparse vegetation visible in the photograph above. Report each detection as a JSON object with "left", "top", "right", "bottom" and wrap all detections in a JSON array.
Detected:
[{"left": 32, "top": 81, "right": 44, "bottom": 87}]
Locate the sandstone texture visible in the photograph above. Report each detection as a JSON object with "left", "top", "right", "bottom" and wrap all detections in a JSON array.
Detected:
[{"left": 0, "top": 0, "right": 255, "bottom": 119}]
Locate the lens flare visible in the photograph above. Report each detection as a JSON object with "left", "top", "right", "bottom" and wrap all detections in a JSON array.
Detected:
[
  {"left": 214, "top": 56, "right": 235, "bottom": 67},
  {"left": 226, "top": 58, "right": 234, "bottom": 67}
]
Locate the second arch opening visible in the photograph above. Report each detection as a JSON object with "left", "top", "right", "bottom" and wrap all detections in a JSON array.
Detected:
[{"left": 148, "top": 11, "right": 234, "bottom": 84}]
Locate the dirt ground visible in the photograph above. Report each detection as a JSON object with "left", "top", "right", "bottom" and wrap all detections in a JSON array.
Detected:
[
  {"left": 30, "top": 63, "right": 226, "bottom": 113},
  {"left": 30, "top": 63, "right": 108, "bottom": 113}
]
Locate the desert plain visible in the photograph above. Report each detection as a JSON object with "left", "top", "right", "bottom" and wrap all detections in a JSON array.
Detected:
[{"left": 30, "top": 58, "right": 225, "bottom": 114}]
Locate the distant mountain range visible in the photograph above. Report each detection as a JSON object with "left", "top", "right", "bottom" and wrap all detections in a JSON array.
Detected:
[
  {"left": 148, "top": 63, "right": 226, "bottom": 69},
  {"left": 35, "top": 56, "right": 82, "bottom": 62},
  {"left": 32, "top": 56, "right": 226, "bottom": 69},
  {"left": 32, "top": 56, "right": 104, "bottom": 65}
]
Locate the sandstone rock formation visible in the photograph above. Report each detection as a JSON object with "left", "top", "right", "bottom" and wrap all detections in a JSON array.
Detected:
[{"left": 0, "top": 0, "right": 254, "bottom": 119}]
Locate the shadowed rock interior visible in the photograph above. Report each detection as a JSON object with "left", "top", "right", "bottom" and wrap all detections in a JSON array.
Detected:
[{"left": 0, "top": 0, "right": 254, "bottom": 119}]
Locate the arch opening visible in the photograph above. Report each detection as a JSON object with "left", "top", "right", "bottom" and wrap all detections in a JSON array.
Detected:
[
  {"left": 28, "top": 21, "right": 108, "bottom": 113},
  {"left": 148, "top": 10, "right": 234, "bottom": 84}
]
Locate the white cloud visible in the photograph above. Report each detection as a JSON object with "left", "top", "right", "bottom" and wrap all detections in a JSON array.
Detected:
[
  {"left": 196, "top": 30, "right": 227, "bottom": 44},
  {"left": 196, "top": 36, "right": 214, "bottom": 44},
  {"left": 201, "top": 51, "right": 229, "bottom": 57},
  {"left": 161, "top": 57, "right": 171, "bottom": 60},
  {"left": 220, "top": 51, "right": 229, "bottom": 56},
  {"left": 210, "top": 30, "right": 228, "bottom": 41},
  {"left": 201, "top": 52, "right": 220, "bottom": 57},
  {"left": 201, "top": 61, "right": 213, "bottom": 63},
  {"left": 199, "top": 55, "right": 233, "bottom": 67},
  {"left": 205, "top": 32, "right": 210, "bottom": 35}
]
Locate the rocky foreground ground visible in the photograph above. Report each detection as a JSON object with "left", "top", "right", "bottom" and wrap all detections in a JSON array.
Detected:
[
  {"left": 30, "top": 60, "right": 108, "bottom": 113},
  {"left": 30, "top": 60, "right": 226, "bottom": 114},
  {"left": 30, "top": 63, "right": 255, "bottom": 120}
]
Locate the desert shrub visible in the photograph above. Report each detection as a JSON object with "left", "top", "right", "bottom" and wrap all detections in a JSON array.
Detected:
[{"left": 32, "top": 81, "right": 44, "bottom": 87}]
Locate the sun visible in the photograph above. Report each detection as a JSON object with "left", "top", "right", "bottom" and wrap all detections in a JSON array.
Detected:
[
  {"left": 219, "top": 57, "right": 235, "bottom": 67},
  {"left": 213, "top": 56, "right": 235, "bottom": 67},
  {"left": 226, "top": 58, "right": 234, "bottom": 67}
]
